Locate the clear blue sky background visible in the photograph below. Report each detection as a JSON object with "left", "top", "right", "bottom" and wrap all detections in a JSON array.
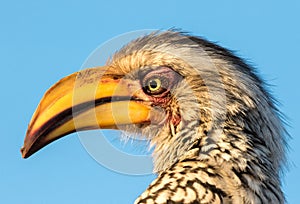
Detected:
[{"left": 1, "top": 1, "right": 299, "bottom": 203}]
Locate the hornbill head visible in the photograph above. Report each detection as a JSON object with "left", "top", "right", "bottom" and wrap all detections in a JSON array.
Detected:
[{"left": 21, "top": 31, "right": 286, "bottom": 202}]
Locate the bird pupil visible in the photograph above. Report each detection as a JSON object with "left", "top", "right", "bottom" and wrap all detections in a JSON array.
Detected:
[{"left": 149, "top": 80, "right": 157, "bottom": 89}]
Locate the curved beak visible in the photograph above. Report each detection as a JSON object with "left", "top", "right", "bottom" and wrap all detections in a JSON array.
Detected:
[{"left": 21, "top": 67, "right": 153, "bottom": 158}]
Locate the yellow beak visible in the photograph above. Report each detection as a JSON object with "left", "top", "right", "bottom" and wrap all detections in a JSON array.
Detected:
[{"left": 21, "top": 67, "right": 153, "bottom": 158}]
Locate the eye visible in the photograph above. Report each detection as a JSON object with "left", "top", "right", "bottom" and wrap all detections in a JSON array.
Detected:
[
  {"left": 140, "top": 66, "right": 181, "bottom": 97},
  {"left": 144, "top": 77, "right": 167, "bottom": 95},
  {"left": 147, "top": 78, "right": 162, "bottom": 92}
]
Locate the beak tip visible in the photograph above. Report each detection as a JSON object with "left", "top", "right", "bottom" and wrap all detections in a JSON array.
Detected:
[{"left": 20, "top": 146, "right": 28, "bottom": 159}]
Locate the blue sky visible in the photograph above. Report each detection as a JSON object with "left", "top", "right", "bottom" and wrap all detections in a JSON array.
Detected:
[{"left": 1, "top": 1, "right": 299, "bottom": 203}]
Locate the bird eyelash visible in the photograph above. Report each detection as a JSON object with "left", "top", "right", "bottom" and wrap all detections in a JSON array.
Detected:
[{"left": 140, "top": 66, "right": 182, "bottom": 97}]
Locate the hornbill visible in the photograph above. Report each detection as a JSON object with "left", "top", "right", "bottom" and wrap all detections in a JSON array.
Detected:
[{"left": 21, "top": 31, "right": 287, "bottom": 204}]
